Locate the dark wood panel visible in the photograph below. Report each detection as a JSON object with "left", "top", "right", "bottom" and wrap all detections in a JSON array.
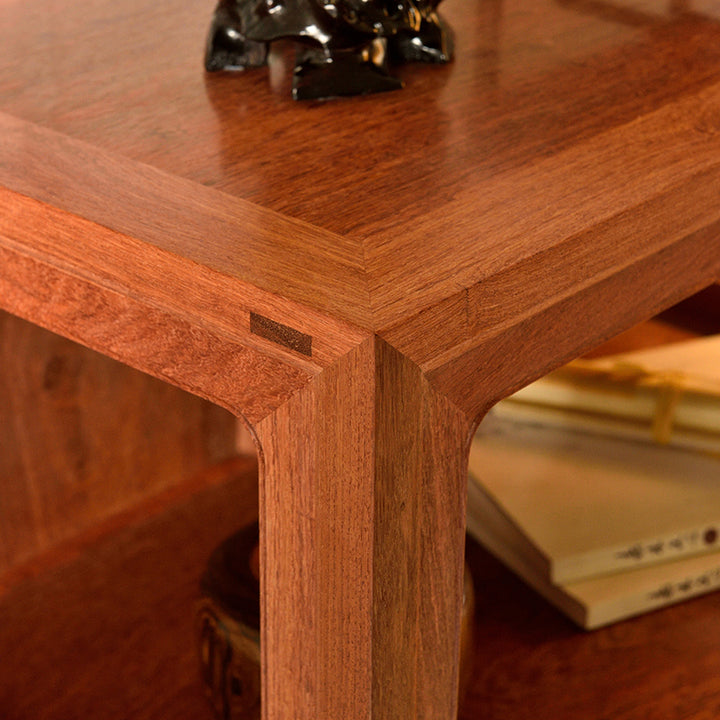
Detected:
[{"left": 660, "top": 284, "right": 720, "bottom": 335}]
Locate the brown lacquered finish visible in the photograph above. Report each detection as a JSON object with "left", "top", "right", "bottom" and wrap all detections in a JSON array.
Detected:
[
  {"left": 1, "top": 0, "right": 720, "bottom": 718},
  {"left": 6, "top": 460, "right": 720, "bottom": 720},
  {"left": 0, "top": 311, "right": 236, "bottom": 582}
]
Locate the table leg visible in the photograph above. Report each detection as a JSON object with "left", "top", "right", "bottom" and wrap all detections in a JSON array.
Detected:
[{"left": 254, "top": 336, "right": 473, "bottom": 720}]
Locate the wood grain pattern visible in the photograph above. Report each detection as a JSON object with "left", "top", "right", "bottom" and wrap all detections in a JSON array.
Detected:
[
  {"left": 0, "top": 181, "right": 366, "bottom": 372},
  {"left": 0, "top": 310, "right": 237, "bottom": 577},
  {"left": 1, "top": 0, "right": 720, "bottom": 344},
  {"left": 372, "top": 339, "right": 471, "bottom": 718},
  {"left": 0, "top": 235, "right": 315, "bottom": 425},
  {"left": 7, "top": 459, "right": 720, "bottom": 720},
  {"left": 429, "top": 224, "right": 720, "bottom": 421},
  {"left": 0, "top": 457, "right": 259, "bottom": 720},
  {"left": 381, "top": 159, "right": 720, "bottom": 373},
  {"left": 2, "top": 0, "right": 720, "bottom": 718},
  {"left": 367, "top": 83, "right": 720, "bottom": 329},
  {"left": 0, "top": 114, "right": 372, "bottom": 330},
  {"left": 254, "top": 338, "right": 472, "bottom": 720}
]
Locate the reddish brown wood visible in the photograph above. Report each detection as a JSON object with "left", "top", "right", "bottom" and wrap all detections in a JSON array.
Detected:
[
  {"left": 428, "top": 223, "right": 720, "bottom": 420},
  {"left": 0, "top": 228, "right": 313, "bottom": 425},
  {"left": 6, "top": 456, "right": 720, "bottom": 720},
  {"left": 0, "top": 116, "right": 371, "bottom": 333},
  {"left": 5, "top": 459, "right": 720, "bottom": 720},
  {"left": 0, "top": 310, "right": 236, "bottom": 578},
  {"left": 254, "top": 337, "right": 472, "bottom": 719},
  {"left": 0, "top": 457, "right": 253, "bottom": 594},
  {"left": 0, "top": 457, "right": 259, "bottom": 720},
  {"left": 2, "top": 0, "right": 720, "bottom": 718},
  {"left": 2, "top": 1, "right": 720, "bottom": 348}
]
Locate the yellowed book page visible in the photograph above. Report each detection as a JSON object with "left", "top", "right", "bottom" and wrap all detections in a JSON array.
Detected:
[
  {"left": 571, "top": 335, "right": 720, "bottom": 397},
  {"left": 467, "top": 474, "right": 720, "bottom": 630},
  {"left": 568, "top": 550, "right": 720, "bottom": 630},
  {"left": 470, "top": 414, "right": 720, "bottom": 583},
  {"left": 506, "top": 335, "right": 720, "bottom": 447}
]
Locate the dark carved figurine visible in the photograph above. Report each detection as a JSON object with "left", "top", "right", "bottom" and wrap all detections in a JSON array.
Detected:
[{"left": 205, "top": 0, "right": 453, "bottom": 100}]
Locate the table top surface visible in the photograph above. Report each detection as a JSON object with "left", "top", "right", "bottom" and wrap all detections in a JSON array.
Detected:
[{"left": 1, "top": 0, "right": 719, "bottom": 420}]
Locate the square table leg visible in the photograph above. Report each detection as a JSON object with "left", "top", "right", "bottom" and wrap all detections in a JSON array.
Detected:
[{"left": 254, "top": 336, "right": 473, "bottom": 719}]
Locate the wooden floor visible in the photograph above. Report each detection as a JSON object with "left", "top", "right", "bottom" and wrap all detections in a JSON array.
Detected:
[{"left": 2, "top": 449, "right": 720, "bottom": 720}]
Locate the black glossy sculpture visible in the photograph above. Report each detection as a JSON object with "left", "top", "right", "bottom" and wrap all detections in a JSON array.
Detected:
[{"left": 205, "top": 0, "right": 453, "bottom": 100}]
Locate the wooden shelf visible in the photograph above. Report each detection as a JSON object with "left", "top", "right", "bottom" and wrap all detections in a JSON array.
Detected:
[{"left": 0, "top": 457, "right": 257, "bottom": 720}]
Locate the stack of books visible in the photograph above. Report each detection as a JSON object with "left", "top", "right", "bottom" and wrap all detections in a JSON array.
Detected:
[{"left": 467, "top": 335, "right": 720, "bottom": 630}]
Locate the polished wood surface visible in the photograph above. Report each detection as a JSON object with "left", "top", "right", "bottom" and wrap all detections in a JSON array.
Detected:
[
  {"left": 4, "top": 459, "right": 720, "bottom": 720},
  {"left": 1, "top": 0, "right": 719, "bottom": 357},
  {"left": 0, "top": 457, "right": 259, "bottom": 720},
  {"left": 255, "top": 337, "right": 470, "bottom": 718},
  {"left": 2, "top": 0, "right": 720, "bottom": 718},
  {"left": 0, "top": 310, "right": 236, "bottom": 580}
]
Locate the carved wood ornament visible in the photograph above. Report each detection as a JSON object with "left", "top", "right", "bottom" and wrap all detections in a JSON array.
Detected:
[{"left": 205, "top": 0, "right": 453, "bottom": 99}]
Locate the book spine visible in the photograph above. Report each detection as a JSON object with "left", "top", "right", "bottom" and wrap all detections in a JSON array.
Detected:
[
  {"left": 554, "top": 523, "right": 720, "bottom": 583},
  {"left": 645, "top": 566, "right": 720, "bottom": 604},
  {"left": 586, "top": 562, "right": 720, "bottom": 630}
]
